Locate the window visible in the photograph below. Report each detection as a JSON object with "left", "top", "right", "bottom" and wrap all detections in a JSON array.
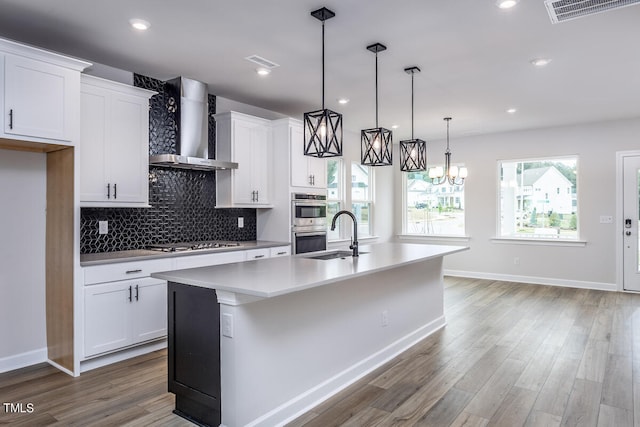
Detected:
[
  {"left": 403, "top": 171, "right": 465, "bottom": 236},
  {"left": 352, "top": 162, "right": 373, "bottom": 237},
  {"left": 499, "top": 157, "right": 578, "bottom": 239},
  {"left": 326, "top": 158, "right": 342, "bottom": 240}
]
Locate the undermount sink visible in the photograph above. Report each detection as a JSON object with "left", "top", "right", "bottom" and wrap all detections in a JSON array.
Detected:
[{"left": 306, "top": 250, "right": 368, "bottom": 260}]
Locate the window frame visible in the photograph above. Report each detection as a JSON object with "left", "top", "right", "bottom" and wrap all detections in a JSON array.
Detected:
[
  {"left": 351, "top": 161, "right": 374, "bottom": 238},
  {"left": 401, "top": 169, "right": 467, "bottom": 238},
  {"left": 495, "top": 155, "right": 582, "bottom": 243},
  {"left": 326, "top": 158, "right": 344, "bottom": 241}
]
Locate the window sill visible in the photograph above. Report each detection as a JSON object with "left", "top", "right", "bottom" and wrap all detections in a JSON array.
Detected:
[
  {"left": 397, "top": 234, "right": 471, "bottom": 243},
  {"left": 491, "top": 237, "right": 587, "bottom": 247}
]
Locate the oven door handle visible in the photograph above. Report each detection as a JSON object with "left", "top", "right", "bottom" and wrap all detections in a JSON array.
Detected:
[{"left": 294, "top": 231, "right": 327, "bottom": 237}]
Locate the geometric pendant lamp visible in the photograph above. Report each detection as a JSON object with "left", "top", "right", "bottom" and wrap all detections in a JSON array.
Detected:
[
  {"left": 303, "top": 7, "right": 343, "bottom": 158},
  {"left": 399, "top": 66, "right": 427, "bottom": 172},
  {"left": 361, "top": 43, "right": 392, "bottom": 166}
]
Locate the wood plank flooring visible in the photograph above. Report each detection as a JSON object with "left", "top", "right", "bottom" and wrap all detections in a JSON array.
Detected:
[{"left": 2, "top": 277, "right": 640, "bottom": 426}]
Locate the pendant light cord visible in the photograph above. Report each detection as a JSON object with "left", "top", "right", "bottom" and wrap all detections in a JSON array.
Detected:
[
  {"left": 321, "top": 20, "right": 325, "bottom": 110},
  {"left": 411, "top": 72, "right": 414, "bottom": 139},
  {"left": 375, "top": 52, "right": 379, "bottom": 127}
]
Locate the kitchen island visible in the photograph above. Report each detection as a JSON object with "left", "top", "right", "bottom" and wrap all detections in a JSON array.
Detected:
[{"left": 152, "top": 242, "right": 467, "bottom": 427}]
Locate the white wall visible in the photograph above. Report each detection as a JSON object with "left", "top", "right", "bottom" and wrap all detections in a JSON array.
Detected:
[
  {"left": 395, "top": 117, "right": 640, "bottom": 289},
  {"left": 216, "top": 96, "right": 287, "bottom": 121},
  {"left": 0, "top": 149, "right": 47, "bottom": 370}
]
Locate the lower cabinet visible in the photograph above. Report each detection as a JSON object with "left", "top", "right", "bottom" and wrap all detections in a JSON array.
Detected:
[{"left": 84, "top": 278, "right": 167, "bottom": 358}]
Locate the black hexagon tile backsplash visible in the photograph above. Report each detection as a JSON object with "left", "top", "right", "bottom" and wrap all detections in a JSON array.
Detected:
[{"left": 80, "top": 74, "right": 256, "bottom": 254}]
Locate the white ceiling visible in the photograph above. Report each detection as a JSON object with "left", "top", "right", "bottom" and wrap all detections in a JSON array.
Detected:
[{"left": 0, "top": 0, "right": 639, "bottom": 141}]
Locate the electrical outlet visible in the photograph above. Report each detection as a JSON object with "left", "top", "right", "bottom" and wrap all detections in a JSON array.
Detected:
[
  {"left": 381, "top": 310, "right": 389, "bottom": 327},
  {"left": 222, "top": 313, "right": 234, "bottom": 338},
  {"left": 238, "top": 217, "right": 244, "bottom": 228},
  {"left": 98, "top": 221, "right": 108, "bottom": 235},
  {"left": 514, "top": 257, "right": 520, "bottom": 265}
]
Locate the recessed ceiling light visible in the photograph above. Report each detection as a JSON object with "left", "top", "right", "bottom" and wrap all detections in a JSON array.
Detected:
[
  {"left": 392, "top": 125, "right": 399, "bottom": 129},
  {"left": 256, "top": 68, "right": 271, "bottom": 76},
  {"left": 129, "top": 18, "right": 151, "bottom": 31},
  {"left": 496, "top": 0, "right": 519, "bottom": 9},
  {"left": 338, "top": 98, "right": 349, "bottom": 105},
  {"left": 507, "top": 108, "right": 517, "bottom": 114},
  {"left": 530, "top": 58, "right": 552, "bottom": 67}
]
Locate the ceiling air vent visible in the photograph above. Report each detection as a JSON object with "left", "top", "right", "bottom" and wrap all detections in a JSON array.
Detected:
[
  {"left": 545, "top": 0, "right": 640, "bottom": 23},
  {"left": 244, "top": 54, "right": 280, "bottom": 69}
]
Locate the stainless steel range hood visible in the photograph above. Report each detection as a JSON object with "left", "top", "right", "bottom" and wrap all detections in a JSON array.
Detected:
[{"left": 149, "top": 77, "right": 237, "bottom": 171}]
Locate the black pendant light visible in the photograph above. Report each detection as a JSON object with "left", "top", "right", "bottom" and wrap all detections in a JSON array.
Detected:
[
  {"left": 399, "top": 66, "right": 427, "bottom": 172},
  {"left": 303, "top": 7, "right": 343, "bottom": 158},
  {"left": 361, "top": 43, "right": 392, "bottom": 166}
]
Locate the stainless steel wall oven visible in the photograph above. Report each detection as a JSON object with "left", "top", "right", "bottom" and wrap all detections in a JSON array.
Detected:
[{"left": 292, "top": 193, "right": 327, "bottom": 254}]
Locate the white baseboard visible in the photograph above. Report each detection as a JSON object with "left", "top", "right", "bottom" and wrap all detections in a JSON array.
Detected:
[
  {"left": 444, "top": 269, "right": 617, "bottom": 292},
  {"left": 250, "top": 316, "right": 446, "bottom": 427},
  {"left": 0, "top": 347, "right": 47, "bottom": 374},
  {"left": 80, "top": 339, "right": 167, "bottom": 373}
]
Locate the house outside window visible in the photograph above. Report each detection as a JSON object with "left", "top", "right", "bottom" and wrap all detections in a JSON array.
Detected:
[
  {"left": 403, "top": 171, "right": 465, "bottom": 235},
  {"left": 499, "top": 157, "right": 578, "bottom": 239}
]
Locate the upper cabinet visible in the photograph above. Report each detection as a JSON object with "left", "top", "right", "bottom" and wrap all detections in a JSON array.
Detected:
[
  {"left": 80, "top": 74, "right": 155, "bottom": 207},
  {"left": 215, "top": 111, "right": 273, "bottom": 208},
  {"left": 0, "top": 37, "right": 90, "bottom": 146},
  {"left": 286, "top": 119, "right": 326, "bottom": 189}
]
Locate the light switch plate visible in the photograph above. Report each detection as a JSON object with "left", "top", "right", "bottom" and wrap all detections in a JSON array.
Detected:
[
  {"left": 238, "top": 217, "right": 244, "bottom": 228},
  {"left": 222, "top": 313, "right": 234, "bottom": 337},
  {"left": 599, "top": 215, "right": 613, "bottom": 224}
]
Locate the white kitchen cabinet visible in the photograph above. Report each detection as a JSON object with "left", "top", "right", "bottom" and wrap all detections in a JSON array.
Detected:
[
  {"left": 80, "top": 74, "right": 155, "bottom": 207},
  {"left": 173, "top": 251, "right": 246, "bottom": 270},
  {"left": 286, "top": 119, "right": 327, "bottom": 189},
  {"left": 215, "top": 111, "right": 272, "bottom": 207},
  {"left": 84, "top": 277, "right": 167, "bottom": 357},
  {"left": 269, "top": 246, "right": 291, "bottom": 257},
  {"left": 0, "top": 38, "right": 89, "bottom": 145},
  {"left": 245, "top": 248, "right": 270, "bottom": 261},
  {"left": 82, "top": 258, "right": 171, "bottom": 358}
]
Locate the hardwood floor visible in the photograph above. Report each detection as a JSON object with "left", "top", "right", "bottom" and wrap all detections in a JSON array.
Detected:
[{"left": 2, "top": 277, "right": 640, "bottom": 426}]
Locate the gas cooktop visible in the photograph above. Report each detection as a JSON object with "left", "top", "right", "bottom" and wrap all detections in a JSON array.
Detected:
[{"left": 146, "top": 241, "right": 242, "bottom": 253}]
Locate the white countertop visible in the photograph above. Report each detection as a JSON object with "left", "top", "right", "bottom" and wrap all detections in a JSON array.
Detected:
[{"left": 152, "top": 242, "right": 468, "bottom": 299}]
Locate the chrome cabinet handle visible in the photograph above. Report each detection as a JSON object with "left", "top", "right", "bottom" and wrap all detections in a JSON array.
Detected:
[
  {"left": 107, "top": 183, "right": 111, "bottom": 199},
  {"left": 114, "top": 183, "right": 117, "bottom": 199},
  {"left": 125, "top": 269, "right": 142, "bottom": 274},
  {"left": 128, "top": 286, "right": 132, "bottom": 302},
  {"left": 254, "top": 254, "right": 265, "bottom": 259},
  {"left": 135, "top": 285, "right": 139, "bottom": 301},
  {"left": 8, "top": 109, "right": 13, "bottom": 129},
  {"left": 277, "top": 251, "right": 287, "bottom": 255}
]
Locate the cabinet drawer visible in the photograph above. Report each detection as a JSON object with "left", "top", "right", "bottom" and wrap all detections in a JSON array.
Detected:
[
  {"left": 173, "top": 251, "right": 246, "bottom": 270},
  {"left": 245, "top": 248, "right": 270, "bottom": 260},
  {"left": 84, "top": 258, "right": 172, "bottom": 285},
  {"left": 270, "top": 246, "right": 291, "bottom": 257}
]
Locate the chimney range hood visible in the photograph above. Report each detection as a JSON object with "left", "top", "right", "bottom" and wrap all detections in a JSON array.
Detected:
[{"left": 149, "top": 77, "right": 238, "bottom": 171}]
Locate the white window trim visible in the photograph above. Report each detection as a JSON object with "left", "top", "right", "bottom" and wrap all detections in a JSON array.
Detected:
[
  {"left": 327, "top": 158, "right": 344, "bottom": 242},
  {"left": 351, "top": 161, "right": 374, "bottom": 238}
]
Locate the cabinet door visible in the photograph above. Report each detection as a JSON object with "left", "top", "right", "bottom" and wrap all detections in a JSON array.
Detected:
[
  {"left": 290, "top": 124, "right": 312, "bottom": 187},
  {"left": 232, "top": 118, "right": 257, "bottom": 205},
  {"left": 290, "top": 123, "right": 327, "bottom": 189},
  {"left": 4, "top": 54, "right": 75, "bottom": 141},
  {"left": 80, "top": 85, "right": 109, "bottom": 202},
  {"left": 251, "top": 123, "right": 270, "bottom": 205},
  {"left": 132, "top": 278, "right": 167, "bottom": 343},
  {"left": 107, "top": 92, "right": 149, "bottom": 203},
  {"left": 84, "top": 282, "right": 133, "bottom": 357}
]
